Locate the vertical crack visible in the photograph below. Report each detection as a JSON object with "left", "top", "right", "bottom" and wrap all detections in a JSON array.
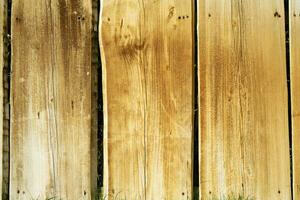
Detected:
[
  {"left": 94, "top": 0, "right": 103, "bottom": 198},
  {"left": 284, "top": 0, "right": 293, "bottom": 199},
  {"left": 91, "top": 0, "right": 102, "bottom": 199},
  {"left": 2, "top": 0, "right": 12, "bottom": 199},
  {"left": 193, "top": 0, "right": 199, "bottom": 199}
]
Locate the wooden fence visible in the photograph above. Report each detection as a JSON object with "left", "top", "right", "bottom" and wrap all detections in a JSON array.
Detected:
[{"left": 0, "top": 0, "right": 300, "bottom": 199}]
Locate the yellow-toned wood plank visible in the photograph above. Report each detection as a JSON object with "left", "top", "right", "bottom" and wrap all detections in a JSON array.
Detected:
[
  {"left": 291, "top": 0, "right": 300, "bottom": 199},
  {"left": 198, "top": 0, "right": 291, "bottom": 199},
  {"left": 10, "top": 1, "right": 92, "bottom": 199},
  {"left": 100, "top": 0, "right": 194, "bottom": 199}
]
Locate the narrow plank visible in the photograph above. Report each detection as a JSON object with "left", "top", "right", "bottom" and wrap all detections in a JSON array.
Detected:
[
  {"left": 198, "top": 0, "right": 291, "bottom": 199},
  {"left": 100, "top": 0, "right": 194, "bottom": 199},
  {"left": 11, "top": 1, "right": 92, "bottom": 199},
  {"left": 291, "top": 0, "right": 300, "bottom": 199},
  {"left": 0, "top": 1, "right": 4, "bottom": 198}
]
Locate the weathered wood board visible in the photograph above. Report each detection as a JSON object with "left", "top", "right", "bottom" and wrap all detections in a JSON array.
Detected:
[
  {"left": 291, "top": 0, "right": 300, "bottom": 199},
  {"left": 0, "top": 1, "right": 4, "bottom": 198},
  {"left": 100, "top": 0, "right": 194, "bottom": 199},
  {"left": 11, "top": 0, "right": 92, "bottom": 199},
  {"left": 198, "top": 0, "right": 291, "bottom": 199}
]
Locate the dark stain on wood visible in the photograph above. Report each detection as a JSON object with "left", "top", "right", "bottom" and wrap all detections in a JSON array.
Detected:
[
  {"left": 168, "top": 7, "right": 175, "bottom": 19},
  {"left": 274, "top": 11, "right": 281, "bottom": 18},
  {"left": 15, "top": 17, "right": 21, "bottom": 22}
]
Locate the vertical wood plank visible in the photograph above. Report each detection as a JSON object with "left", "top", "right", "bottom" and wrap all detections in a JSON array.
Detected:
[
  {"left": 11, "top": 1, "right": 92, "bottom": 199},
  {"left": 291, "top": 0, "right": 300, "bottom": 199},
  {"left": 198, "top": 0, "right": 291, "bottom": 199},
  {"left": 0, "top": 1, "right": 4, "bottom": 198},
  {"left": 100, "top": 0, "right": 194, "bottom": 199}
]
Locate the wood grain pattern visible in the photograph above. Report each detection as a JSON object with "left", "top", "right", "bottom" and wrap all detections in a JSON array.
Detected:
[
  {"left": 11, "top": 0, "right": 92, "bottom": 199},
  {"left": 198, "top": 0, "right": 291, "bottom": 199},
  {"left": 100, "top": 0, "right": 194, "bottom": 199},
  {"left": 291, "top": 0, "right": 300, "bottom": 199},
  {"left": 0, "top": 1, "right": 4, "bottom": 198}
]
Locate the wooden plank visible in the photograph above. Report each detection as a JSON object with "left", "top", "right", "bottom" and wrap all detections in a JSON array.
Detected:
[
  {"left": 11, "top": 1, "right": 92, "bottom": 199},
  {"left": 291, "top": 0, "right": 300, "bottom": 199},
  {"left": 0, "top": 1, "right": 4, "bottom": 198},
  {"left": 198, "top": 0, "right": 291, "bottom": 199},
  {"left": 100, "top": 0, "right": 194, "bottom": 199}
]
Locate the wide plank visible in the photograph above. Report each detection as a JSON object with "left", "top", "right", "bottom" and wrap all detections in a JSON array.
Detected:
[
  {"left": 100, "top": 0, "right": 194, "bottom": 199},
  {"left": 11, "top": 1, "right": 92, "bottom": 199},
  {"left": 198, "top": 0, "right": 291, "bottom": 199}
]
